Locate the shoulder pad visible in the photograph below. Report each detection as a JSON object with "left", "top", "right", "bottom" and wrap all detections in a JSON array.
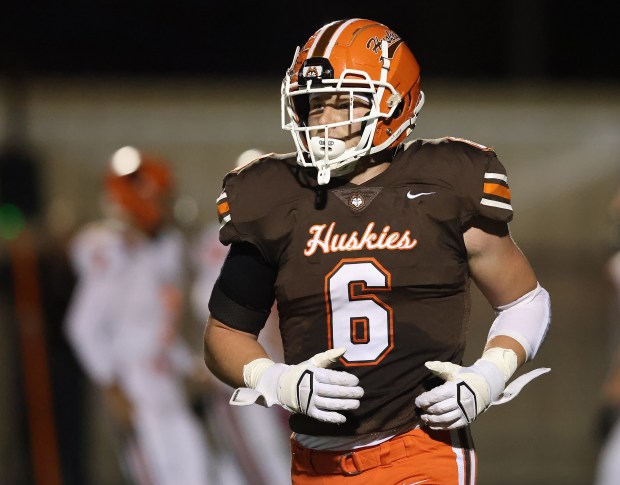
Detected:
[
  {"left": 230, "top": 151, "right": 275, "bottom": 175},
  {"left": 216, "top": 153, "right": 302, "bottom": 258},
  {"left": 217, "top": 152, "right": 299, "bottom": 229},
  {"left": 406, "top": 137, "right": 512, "bottom": 223}
]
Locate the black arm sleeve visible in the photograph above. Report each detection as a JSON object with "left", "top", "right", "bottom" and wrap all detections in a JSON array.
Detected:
[{"left": 207, "top": 241, "right": 277, "bottom": 335}]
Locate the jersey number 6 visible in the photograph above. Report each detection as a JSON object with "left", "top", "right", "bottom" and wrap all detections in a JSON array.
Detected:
[{"left": 325, "top": 257, "right": 394, "bottom": 366}]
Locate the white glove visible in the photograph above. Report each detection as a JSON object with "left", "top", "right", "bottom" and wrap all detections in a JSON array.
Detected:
[
  {"left": 415, "top": 348, "right": 550, "bottom": 430},
  {"left": 415, "top": 358, "right": 503, "bottom": 429},
  {"left": 230, "top": 347, "right": 364, "bottom": 424}
]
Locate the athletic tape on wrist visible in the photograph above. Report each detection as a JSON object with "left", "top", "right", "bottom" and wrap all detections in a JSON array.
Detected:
[
  {"left": 243, "top": 358, "right": 275, "bottom": 388},
  {"left": 481, "top": 347, "right": 518, "bottom": 381},
  {"left": 468, "top": 358, "right": 505, "bottom": 402}
]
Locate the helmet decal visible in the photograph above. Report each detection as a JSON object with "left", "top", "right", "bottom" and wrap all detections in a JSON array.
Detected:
[{"left": 366, "top": 30, "right": 401, "bottom": 55}]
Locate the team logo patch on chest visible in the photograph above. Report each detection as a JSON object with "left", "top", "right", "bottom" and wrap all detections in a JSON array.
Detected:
[
  {"left": 350, "top": 193, "right": 365, "bottom": 210},
  {"left": 333, "top": 187, "right": 382, "bottom": 213}
]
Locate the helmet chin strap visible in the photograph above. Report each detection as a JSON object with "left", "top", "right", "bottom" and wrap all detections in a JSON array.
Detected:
[
  {"left": 317, "top": 159, "right": 359, "bottom": 185},
  {"left": 317, "top": 167, "right": 331, "bottom": 185}
]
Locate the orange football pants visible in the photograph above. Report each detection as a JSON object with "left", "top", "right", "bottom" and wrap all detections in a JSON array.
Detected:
[{"left": 291, "top": 426, "right": 476, "bottom": 485}]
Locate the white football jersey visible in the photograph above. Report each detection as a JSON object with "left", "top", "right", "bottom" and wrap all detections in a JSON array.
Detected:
[{"left": 65, "top": 220, "right": 190, "bottom": 384}]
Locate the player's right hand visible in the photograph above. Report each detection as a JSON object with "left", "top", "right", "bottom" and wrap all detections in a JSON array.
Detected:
[
  {"left": 277, "top": 347, "right": 364, "bottom": 423},
  {"left": 230, "top": 348, "right": 364, "bottom": 424}
]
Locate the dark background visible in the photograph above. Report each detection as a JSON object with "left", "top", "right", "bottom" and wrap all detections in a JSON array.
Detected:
[{"left": 1, "top": 1, "right": 619, "bottom": 80}]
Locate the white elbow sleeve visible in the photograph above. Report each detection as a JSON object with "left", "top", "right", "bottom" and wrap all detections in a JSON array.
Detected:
[{"left": 487, "top": 283, "right": 551, "bottom": 361}]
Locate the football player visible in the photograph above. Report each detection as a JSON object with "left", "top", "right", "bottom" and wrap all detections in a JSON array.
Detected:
[
  {"left": 65, "top": 147, "right": 211, "bottom": 485},
  {"left": 203, "top": 19, "right": 551, "bottom": 484}
]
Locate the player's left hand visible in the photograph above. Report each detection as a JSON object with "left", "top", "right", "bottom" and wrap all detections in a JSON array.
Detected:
[
  {"left": 414, "top": 360, "right": 500, "bottom": 430},
  {"left": 415, "top": 353, "right": 551, "bottom": 430}
]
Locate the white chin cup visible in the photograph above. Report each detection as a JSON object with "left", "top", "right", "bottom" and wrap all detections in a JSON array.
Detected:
[{"left": 309, "top": 136, "right": 346, "bottom": 161}]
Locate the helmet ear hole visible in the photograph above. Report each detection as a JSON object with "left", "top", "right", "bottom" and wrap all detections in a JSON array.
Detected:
[{"left": 392, "top": 99, "right": 405, "bottom": 119}]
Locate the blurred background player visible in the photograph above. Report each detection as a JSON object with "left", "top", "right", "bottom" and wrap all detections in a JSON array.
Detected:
[
  {"left": 190, "top": 148, "right": 291, "bottom": 485},
  {"left": 595, "top": 186, "right": 620, "bottom": 485},
  {"left": 64, "top": 146, "right": 211, "bottom": 485}
]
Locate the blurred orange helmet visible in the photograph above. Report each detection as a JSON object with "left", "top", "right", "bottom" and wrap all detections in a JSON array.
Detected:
[
  {"left": 104, "top": 146, "right": 173, "bottom": 234},
  {"left": 281, "top": 18, "right": 424, "bottom": 184}
]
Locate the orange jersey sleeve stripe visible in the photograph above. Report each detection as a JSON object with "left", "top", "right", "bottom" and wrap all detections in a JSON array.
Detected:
[
  {"left": 483, "top": 183, "right": 511, "bottom": 200},
  {"left": 217, "top": 201, "right": 230, "bottom": 216}
]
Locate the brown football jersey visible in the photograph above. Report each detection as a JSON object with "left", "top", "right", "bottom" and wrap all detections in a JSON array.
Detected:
[{"left": 216, "top": 137, "right": 513, "bottom": 436}]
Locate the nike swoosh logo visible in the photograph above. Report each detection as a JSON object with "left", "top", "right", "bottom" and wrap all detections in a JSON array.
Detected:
[
  {"left": 407, "top": 191, "right": 436, "bottom": 199},
  {"left": 404, "top": 480, "right": 430, "bottom": 485}
]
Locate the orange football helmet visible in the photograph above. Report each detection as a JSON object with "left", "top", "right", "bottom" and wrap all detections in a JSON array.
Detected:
[
  {"left": 104, "top": 146, "right": 173, "bottom": 234},
  {"left": 281, "top": 18, "right": 424, "bottom": 185}
]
